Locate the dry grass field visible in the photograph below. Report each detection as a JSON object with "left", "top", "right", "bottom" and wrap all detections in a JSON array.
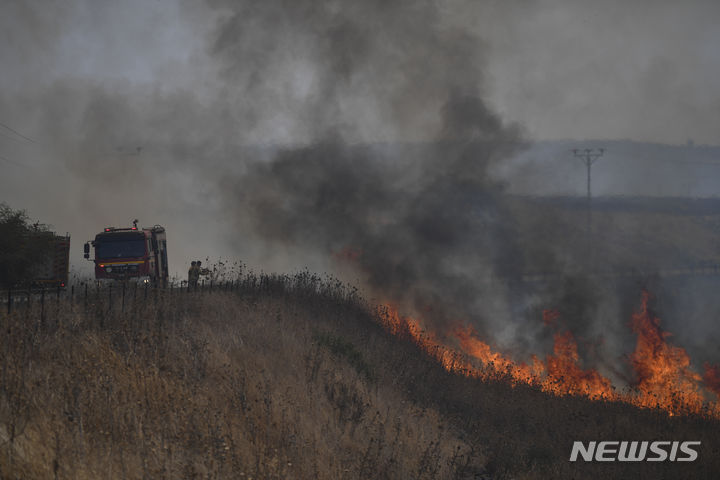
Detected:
[{"left": 1, "top": 273, "right": 719, "bottom": 479}]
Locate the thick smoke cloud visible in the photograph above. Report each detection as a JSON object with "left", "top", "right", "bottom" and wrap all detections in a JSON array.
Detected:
[
  {"left": 229, "top": 139, "right": 523, "bottom": 330},
  {"left": 208, "top": 0, "right": 534, "bottom": 340},
  {"left": 205, "top": 0, "right": 500, "bottom": 144}
]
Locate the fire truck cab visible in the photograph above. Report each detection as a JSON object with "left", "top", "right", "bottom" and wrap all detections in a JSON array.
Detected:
[{"left": 84, "top": 220, "right": 168, "bottom": 284}]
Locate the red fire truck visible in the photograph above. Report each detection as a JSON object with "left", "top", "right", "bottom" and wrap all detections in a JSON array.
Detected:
[{"left": 84, "top": 220, "right": 168, "bottom": 284}]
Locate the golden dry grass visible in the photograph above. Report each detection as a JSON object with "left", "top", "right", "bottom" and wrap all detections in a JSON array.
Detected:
[
  {"left": 0, "top": 279, "right": 483, "bottom": 479},
  {"left": 1, "top": 274, "right": 719, "bottom": 479}
]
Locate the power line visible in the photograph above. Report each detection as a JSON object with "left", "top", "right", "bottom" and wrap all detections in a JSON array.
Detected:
[
  {"left": 0, "top": 121, "right": 38, "bottom": 144},
  {"left": 572, "top": 148, "right": 605, "bottom": 270},
  {"left": 0, "top": 153, "right": 29, "bottom": 168},
  {"left": 573, "top": 148, "right": 604, "bottom": 202},
  {"left": 0, "top": 120, "right": 145, "bottom": 154},
  {"left": 0, "top": 129, "right": 31, "bottom": 144}
]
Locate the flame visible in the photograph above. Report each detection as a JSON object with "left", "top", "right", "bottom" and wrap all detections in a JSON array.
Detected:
[
  {"left": 454, "top": 325, "right": 543, "bottom": 384},
  {"left": 454, "top": 324, "right": 615, "bottom": 400},
  {"left": 544, "top": 330, "right": 616, "bottom": 399},
  {"left": 378, "top": 305, "right": 472, "bottom": 374},
  {"left": 540, "top": 307, "right": 613, "bottom": 399},
  {"left": 702, "top": 363, "right": 720, "bottom": 397},
  {"left": 628, "top": 290, "right": 704, "bottom": 413},
  {"left": 377, "top": 290, "right": 720, "bottom": 418}
]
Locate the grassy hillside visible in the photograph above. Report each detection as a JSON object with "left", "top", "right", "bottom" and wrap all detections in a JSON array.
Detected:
[{"left": 1, "top": 274, "right": 719, "bottom": 479}]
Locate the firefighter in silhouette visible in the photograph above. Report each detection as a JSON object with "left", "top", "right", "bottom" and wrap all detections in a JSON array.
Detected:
[
  {"left": 197, "top": 260, "right": 211, "bottom": 278},
  {"left": 188, "top": 261, "right": 200, "bottom": 288}
]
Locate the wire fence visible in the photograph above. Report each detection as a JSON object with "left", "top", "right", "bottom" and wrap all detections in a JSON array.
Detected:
[
  {"left": 1, "top": 271, "right": 365, "bottom": 322},
  {"left": 6, "top": 259, "right": 720, "bottom": 314},
  {"left": 1, "top": 278, "right": 251, "bottom": 317}
]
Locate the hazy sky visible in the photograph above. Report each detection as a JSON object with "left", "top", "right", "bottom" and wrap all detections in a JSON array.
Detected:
[
  {"left": 477, "top": 1, "right": 720, "bottom": 144},
  {"left": 3, "top": 0, "right": 719, "bottom": 144}
]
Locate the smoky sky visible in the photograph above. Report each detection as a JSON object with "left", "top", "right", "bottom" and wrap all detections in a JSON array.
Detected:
[
  {"left": 3, "top": 0, "right": 720, "bottom": 376},
  {"left": 3, "top": 1, "right": 720, "bottom": 144}
]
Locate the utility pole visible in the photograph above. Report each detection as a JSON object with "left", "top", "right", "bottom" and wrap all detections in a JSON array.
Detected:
[{"left": 572, "top": 148, "right": 604, "bottom": 270}]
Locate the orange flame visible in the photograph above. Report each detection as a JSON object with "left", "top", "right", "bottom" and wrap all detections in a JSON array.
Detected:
[
  {"left": 544, "top": 330, "right": 615, "bottom": 399},
  {"left": 454, "top": 325, "right": 543, "bottom": 384},
  {"left": 703, "top": 363, "right": 720, "bottom": 397},
  {"left": 378, "top": 305, "right": 472, "bottom": 374},
  {"left": 377, "top": 291, "right": 720, "bottom": 418},
  {"left": 628, "top": 290, "right": 704, "bottom": 413}
]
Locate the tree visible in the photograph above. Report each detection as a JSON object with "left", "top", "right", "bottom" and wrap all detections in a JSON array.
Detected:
[{"left": 0, "top": 203, "right": 55, "bottom": 288}]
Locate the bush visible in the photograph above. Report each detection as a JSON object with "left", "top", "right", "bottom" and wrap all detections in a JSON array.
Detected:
[{"left": 0, "top": 203, "right": 55, "bottom": 288}]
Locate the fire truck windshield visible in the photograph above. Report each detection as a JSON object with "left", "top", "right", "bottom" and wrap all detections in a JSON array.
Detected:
[{"left": 95, "top": 237, "right": 146, "bottom": 259}]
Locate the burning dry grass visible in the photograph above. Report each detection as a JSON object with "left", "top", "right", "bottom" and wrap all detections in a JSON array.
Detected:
[
  {"left": 1, "top": 273, "right": 719, "bottom": 479},
  {"left": 380, "top": 290, "right": 720, "bottom": 419}
]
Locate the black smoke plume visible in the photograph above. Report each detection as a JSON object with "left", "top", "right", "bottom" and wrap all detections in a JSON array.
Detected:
[{"left": 210, "top": 0, "right": 532, "bottom": 338}]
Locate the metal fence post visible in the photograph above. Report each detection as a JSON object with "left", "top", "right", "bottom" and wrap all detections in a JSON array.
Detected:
[
  {"left": 40, "top": 289, "right": 45, "bottom": 326},
  {"left": 55, "top": 285, "right": 61, "bottom": 327}
]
